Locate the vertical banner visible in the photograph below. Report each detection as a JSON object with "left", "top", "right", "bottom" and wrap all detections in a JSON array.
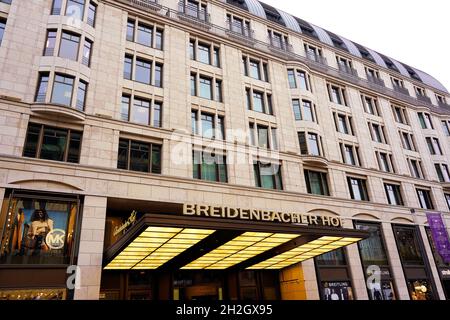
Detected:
[{"left": 426, "top": 212, "right": 450, "bottom": 263}]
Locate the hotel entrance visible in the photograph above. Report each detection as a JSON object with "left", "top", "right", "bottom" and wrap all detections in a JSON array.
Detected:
[{"left": 100, "top": 199, "right": 368, "bottom": 300}]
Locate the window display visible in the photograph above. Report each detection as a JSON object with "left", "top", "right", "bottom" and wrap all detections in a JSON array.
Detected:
[
  {"left": 408, "top": 280, "right": 433, "bottom": 300},
  {"left": 368, "top": 281, "right": 395, "bottom": 300},
  {"left": 393, "top": 226, "right": 424, "bottom": 265},
  {"left": 321, "top": 281, "right": 353, "bottom": 300},
  {"left": 0, "top": 194, "right": 78, "bottom": 265},
  {"left": 0, "top": 288, "right": 66, "bottom": 300}
]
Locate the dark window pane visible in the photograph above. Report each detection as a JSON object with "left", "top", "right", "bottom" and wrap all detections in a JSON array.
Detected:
[
  {"left": 87, "top": 2, "right": 97, "bottom": 27},
  {"left": 121, "top": 95, "right": 130, "bottom": 121},
  {"left": 35, "top": 73, "right": 49, "bottom": 103},
  {"left": 355, "top": 222, "right": 388, "bottom": 266},
  {"left": 292, "top": 100, "right": 301, "bottom": 120},
  {"left": 155, "top": 63, "right": 162, "bottom": 88},
  {"left": 51, "top": 0, "right": 63, "bottom": 15},
  {"left": 67, "top": 131, "right": 82, "bottom": 163},
  {"left": 51, "top": 74, "right": 74, "bottom": 107},
  {"left": 393, "top": 226, "right": 424, "bottom": 265},
  {"left": 44, "top": 30, "right": 57, "bottom": 56},
  {"left": 82, "top": 39, "right": 92, "bottom": 67},
  {"left": 0, "top": 19, "right": 5, "bottom": 45},
  {"left": 40, "top": 127, "right": 68, "bottom": 161},
  {"left": 117, "top": 139, "right": 129, "bottom": 169},
  {"left": 151, "top": 144, "right": 161, "bottom": 174},
  {"left": 316, "top": 248, "right": 346, "bottom": 266},
  {"left": 155, "top": 29, "right": 163, "bottom": 50},
  {"left": 124, "top": 55, "right": 133, "bottom": 80},
  {"left": 76, "top": 80, "right": 87, "bottom": 111},
  {"left": 130, "top": 141, "right": 150, "bottom": 172},
  {"left": 23, "top": 124, "right": 42, "bottom": 158},
  {"left": 153, "top": 102, "right": 162, "bottom": 128}
]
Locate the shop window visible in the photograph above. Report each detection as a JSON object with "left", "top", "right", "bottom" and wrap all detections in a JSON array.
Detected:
[
  {"left": 393, "top": 226, "right": 424, "bottom": 266},
  {"left": 0, "top": 288, "right": 66, "bottom": 300},
  {"left": 0, "top": 193, "right": 79, "bottom": 265},
  {"left": 407, "top": 280, "right": 433, "bottom": 300},
  {"left": 320, "top": 281, "right": 354, "bottom": 301}
]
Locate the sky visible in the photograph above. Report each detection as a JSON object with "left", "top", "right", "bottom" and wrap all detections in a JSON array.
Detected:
[{"left": 259, "top": 0, "right": 450, "bottom": 92}]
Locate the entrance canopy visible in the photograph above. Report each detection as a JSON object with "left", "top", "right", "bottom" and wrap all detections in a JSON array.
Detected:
[{"left": 103, "top": 214, "right": 368, "bottom": 271}]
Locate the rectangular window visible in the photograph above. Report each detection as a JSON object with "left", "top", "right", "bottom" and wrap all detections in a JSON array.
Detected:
[
  {"left": 297, "top": 70, "right": 309, "bottom": 91},
  {"left": 65, "top": 0, "right": 85, "bottom": 21},
  {"left": 385, "top": 184, "right": 403, "bottom": 206},
  {"left": 376, "top": 151, "right": 394, "bottom": 173},
  {"left": 120, "top": 95, "right": 130, "bottom": 121},
  {"left": 199, "top": 76, "right": 212, "bottom": 100},
  {"left": 87, "top": 2, "right": 97, "bottom": 27},
  {"left": 191, "top": 110, "right": 198, "bottom": 134},
  {"left": 137, "top": 23, "right": 152, "bottom": 47},
  {"left": 155, "top": 29, "right": 163, "bottom": 50},
  {"left": 126, "top": 19, "right": 135, "bottom": 42},
  {"left": 409, "top": 159, "right": 424, "bottom": 179},
  {"left": 253, "top": 161, "right": 283, "bottom": 190},
  {"left": 117, "top": 138, "right": 162, "bottom": 174},
  {"left": 308, "top": 133, "right": 320, "bottom": 156},
  {"left": 51, "top": 0, "right": 63, "bottom": 15},
  {"left": 257, "top": 125, "right": 269, "bottom": 149},
  {"left": 82, "top": 38, "right": 92, "bottom": 67},
  {"left": 76, "top": 80, "right": 87, "bottom": 111},
  {"left": 35, "top": 72, "right": 50, "bottom": 103},
  {"left": 153, "top": 102, "right": 162, "bottom": 128},
  {"left": 201, "top": 113, "right": 214, "bottom": 139},
  {"left": 217, "top": 116, "right": 225, "bottom": 141},
  {"left": 393, "top": 225, "right": 425, "bottom": 267},
  {"left": 193, "top": 150, "right": 228, "bottom": 183},
  {"left": 298, "top": 132, "right": 308, "bottom": 155},
  {"left": 44, "top": 30, "right": 57, "bottom": 56},
  {"left": 287, "top": 69, "right": 296, "bottom": 89},
  {"left": 131, "top": 97, "right": 150, "bottom": 126},
  {"left": 362, "top": 95, "right": 379, "bottom": 116},
  {"left": 198, "top": 42, "right": 210, "bottom": 64},
  {"left": 213, "top": 47, "right": 220, "bottom": 67},
  {"left": 155, "top": 63, "right": 163, "bottom": 88},
  {"left": 23, "top": 123, "right": 83, "bottom": 163},
  {"left": 304, "top": 170, "right": 329, "bottom": 196},
  {"left": 215, "top": 80, "right": 222, "bottom": 102},
  {"left": 249, "top": 59, "right": 261, "bottom": 80},
  {"left": 135, "top": 58, "right": 151, "bottom": 84},
  {"left": 292, "top": 99, "right": 301, "bottom": 120},
  {"left": 302, "top": 100, "right": 314, "bottom": 122},
  {"left": 435, "top": 163, "right": 450, "bottom": 182},
  {"left": 51, "top": 74, "right": 75, "bottom": 107},
  {"left": 393, "top": 105, "right": 408, "bottom": 124},
  {"left": 348, "top": 177, "right": 369, "bottom": 201},
  {"left": 252, "top": 91, "right": 264, "bottom": 113},
  {"left": 369, "top": 123, "right": 387, "bottom": 144},
  {"left": 328, "top": 84, "right": 347, "bottom": 106},
  {"left": 124, "top": 55, "right": 133, "bottom": 80},
  {"left": 445, "top": 194, "right": 450, "bottom": 210},
  {"left": 341, "top": 144, "right": 357, "bottom": 166},
  {"left": 416, "top": 189, "right": 434, "bottom": 209},
  {"left": 191, "top": 74, "right": 196, "bottom": 96},
  {"left": 418, "top": 112, "right": 434, "bottom": 129},
  {"left": 59, "top": 31, "right": 80, "bottom": 61},
  {"left": 426, "top": 137, "right": 442, "bottom": 155},
  {"left": 400, "top": 131, "right": 415, "bottom": 151},
  {"left": 441, "top": 121, "right": 450, "bottom": 136}
]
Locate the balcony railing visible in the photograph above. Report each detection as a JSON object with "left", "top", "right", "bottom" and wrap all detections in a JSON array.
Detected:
[
  {"left": 178, "top": 2, "right": 211, "bottom": 28},
  {"left": 366, "top": 74, "right": 385, "bottom": 87},
  {"left": 393, "top": 84, "right": 410, "bottom": 96},
  {"left": 305, "top": 52, "right": 327, "bottom": 66},
  {"left": 416, "top": 94, "right": 432, "bottom": 104},
  {"left": 337, "top": 63, "right": 358, "bottom": 78},
  {"left": 225, "top": 21, "right": 255, "bottom": 44},
  {"left": 129, "top": 0, "right": 162, "bottom": 12}
]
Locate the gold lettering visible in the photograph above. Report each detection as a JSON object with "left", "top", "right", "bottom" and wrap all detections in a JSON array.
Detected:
[
  {"left": 331, "top": 217, "right": 342, "bottom": 227},
  {"left": 281, "top": 213, "right": 291, "bottom": 223},
  {"left": 261, "top": 211, "right": 271, "bottom": 221},
  {"left": 197, "top": 205, "right": 209, "bottom": 217},
  {"left": 250, "top": 210, "right": 261, "bottom": 221},
  {"left": 291, "top": 213, "right": 301, "bottom": 224},
  {"left": 210, "top": 206, "right": 221, "bottom": 218},
  {"left": 240, "top": 209, "right": 250, "bottom": 220},
  {"left": 227, "top": 207, "right": 239, "bottom": 218},
  {"left": 301, "top": 214, "right": 309, "bottom": 225},
  {"left": 221, "top": 206, "right": 226, "bottom": 218},
  {"left": 309, "top": 215, "right": 319, "bottom": 225},
  {"left": 321, "top": 215, "right": 331, "bottom": 226},
  {"left": 183, "top": 203, "right": 196, "bottom": 215},
  {"left": 271, "top": 212, "right": 282, "bottom": 222}
]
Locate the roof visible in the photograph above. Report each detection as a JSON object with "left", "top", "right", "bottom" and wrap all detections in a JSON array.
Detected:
[{"left": 225, "top": 0, "right": 448, "bottom": 94}]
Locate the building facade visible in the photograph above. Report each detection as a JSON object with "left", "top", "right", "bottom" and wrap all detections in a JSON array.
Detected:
[{"left": 0, "top": 0, "right": 449, "bottom": 300}]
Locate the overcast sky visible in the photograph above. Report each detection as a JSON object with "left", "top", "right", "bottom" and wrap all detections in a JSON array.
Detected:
[{"left": 259, "top": 0, "right": 450, "bottom": 93}]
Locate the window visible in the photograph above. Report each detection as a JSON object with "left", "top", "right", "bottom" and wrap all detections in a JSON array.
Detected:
[
  {"left": 333, "top": 112, "right": 354, "bottom": 135},
  {"left": 59, "top": 31, "right": 80, "bottom": 61},
  {"left": 340, "top": 143, "right": 360, "bottom": 166},
  {"left": 304, "top": 43, "right": 323, "bottom": 62},
  {"left": 122, "top": 96, "right": 162, "bottom": 128},
  {"left": 44, "top": 30, "right": 57, "bottom": 56},
  {"left": 304, "top": 170, "right": 329, "bottom": 196},
  {"left": 155, "top": 63, "right": 163, "bottom": 88},
  {"left": 242, "top": 56, "right": 268, "bottom": 82},
  {"left": 23, "top": 123, "right": 82, "bottom": 163},
  {"left": 436, "top": 94, "right": 447, "bottom": 106},
  {"left": 327, "top": 83, "right": 347, "bottom": 106},
  {"left": 0, "top": 18, "right": 5, "bottom": 46},
  {"left": 348, "top": 177, "right": 369, "bottom": 201},
  {"left": 434, "top": 163, "right": 450, "bottom": 182},
  {"left": 120, "top": 95, "right": 130, "bottom": 121},
  {"left": 35, "top": 73, "right": 50, "bottom": 103},
  {"left": 117, "top": 138, "right": 161, "bottom": 174},
  {"left": 253, "top": 161, "right": 283, "bottom": 190},
  {"left": 193, "top": 150, "right": 227, "bottom": 183},
  {"left": 125, "top": 54, "right": 163, "bottom": 87},
  {"left": 376, "top": 151, "right": 395, "bottom": 173},
  {"left": 400, "top": 131, "right": 416, "bottom": 151},
  {"left": 135, "top": 58, "right": 151, "bottom": 84},
  {"left": 51, "top": 74, "right": 75, "bottom": 107},
  {"left": 336, "top": 56, "right": 355, "bottom": 75},
  {"left": 298, "top": 132, "right": 322, "bottom": 156},
  {"left": 226, "top": 14, "right": 252, "bottom": 37},
  {"left": 292, "top": 99, "right": 316, "bottom": 122},
  {"left": 418, "top": 112, "right": 434, "bottom": 129},
  {"left": 65, "top": 0, "right": 85, "bottom": 21},
  {"left": 190, "top": 39, "right": 220, "bottom": 67},
  {"left": 414, "top": 86, "right": 427, "bottom": 98},
  {"left": 361, "top": 95, "right": 380, "bottom": 116},
  {"left": 365, "top": 67, "right": 382, "bottom": 82},
  {"left": 268, "top": 29, "right": 289, "bottom": 50},
  {"left": 391, "top": 76, "right": 405, "bottom": 89},
  {"left": 393, "top": 225, "right": 425, "bottom": 266},
  {"left": 287, "top": 69, "right": 311, "bottom": 91},
  {"left": 132, "top": 22, "right": 163, "bottom": 50},
  {"left": 191, "top": 110, "right": 224, "bottom": 140},
  {"left": 385, "top": 184, "right": 403, "bottom": 206},
  {"left": 191, "top": 73, "right": 222, "bottom": 102},
  {"left": 87, "top": 2, "right": 97, "bottom": 27},
  {"left": 426, "top": 137, "right": 442, "bottom": 155},
  {"left": 249, "top": 123, "right": 277, "bottom": 150},
  {"left": 392, "top": 105, "right": 409, "bottom": 125},
  {"left": 183, "top": 0, "right": 208, "bottom": 21},
  {"left": 123, "top": 55, "right": 133, "bottom": 80},
  {"left": 416, "top": 189, "right": 434, "bottom": 209},
  {"left": 445, "top": 194, "right": 450, "bottom": 210},
  {"left": 82, "top": 38, "right": 92, "bottom": 67},
  {"left": 76, "top": 80, "right": 87, "bottom": 111},
  {"left": 441, "top": 120, "right": 450, "bottom": 136},
  {"left": 408, "top": 158, "right": 424, "bottom": 179},
  {"left": 51, "top": 0, "right": 63, "bottom": 15},
  {"left": 368, "top": 122, "right": 388, "bottom": 144},
  {"left": 246, "top": 88, "right": 272, "bottom": 115}
]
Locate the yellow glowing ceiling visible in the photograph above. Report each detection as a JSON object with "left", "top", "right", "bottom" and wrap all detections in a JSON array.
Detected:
[
  {"left": 247, "top": 236, "right": 361, "bottom": 270},
  {"left": 181, "top": 232, "right": 299, "bottom": 270},
  {"left": 105, "top": 227, "right": 215, "bottom": 270}
]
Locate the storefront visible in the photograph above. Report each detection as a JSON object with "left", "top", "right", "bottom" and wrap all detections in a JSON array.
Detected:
[
  {"left": 425, "top": 227, "right": 450, "bottom": 299},
  {"left": 0, "top": 189, "right": 82, "bottom": 300},
  {"left": 100, "top": 199, "right": 369, "bottom": 300},
  {"left": 392, "top": 224, "right": 437, "bottom": 300}
]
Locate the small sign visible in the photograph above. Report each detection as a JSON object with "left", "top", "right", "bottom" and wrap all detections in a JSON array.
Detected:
[
  {"left": 113, "top": 211, "right": 137, "bottom": 237},
  {"left": 426, "top": 212, "right": 450, "bottom": 263},
  {"left": 46, "top": 229, "right": 66, "bottom": 250}
]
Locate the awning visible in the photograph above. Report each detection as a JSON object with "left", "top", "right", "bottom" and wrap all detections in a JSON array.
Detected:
[{"left": 103, "top": 214, "right": 368, "bottom": 271}]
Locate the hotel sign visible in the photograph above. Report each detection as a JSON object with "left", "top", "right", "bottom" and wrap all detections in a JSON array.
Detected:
[{"left": 183, "top": 203, "right": 343, "bottom": 228}]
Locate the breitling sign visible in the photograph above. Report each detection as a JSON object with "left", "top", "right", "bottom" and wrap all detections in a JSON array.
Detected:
[{"left": 183, "top": 203, "right": 343, "bottom": 228}]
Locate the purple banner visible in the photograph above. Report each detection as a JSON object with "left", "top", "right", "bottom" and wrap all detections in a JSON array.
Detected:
[{"left": 426, "top": 212, "right": 450, "bottom": 263}]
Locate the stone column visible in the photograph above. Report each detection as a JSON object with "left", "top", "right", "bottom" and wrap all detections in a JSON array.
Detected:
[
  {"left": 346, "top": 242, "right": 369, "bottom": 300},
  {"left": 302, "top": 259, "right": 320, "bottom": 300},
  {"left": 74, "top": 196, "right": 107, "bottom": 300},
  {"left": 381, "top": 222, "right": 410, "bottom": 300}
]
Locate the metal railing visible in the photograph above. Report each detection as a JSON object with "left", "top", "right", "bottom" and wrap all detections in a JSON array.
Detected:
[
  {"left": 416, "top": 94, "right": 432, "bottom": 104},
  {"left": 116, "top": 0, "right": 450, "bottom": 115},
  {"left": 130, "top": 0, "right": 162, "bottom": 12},
  {"left": 178, "top": 1, "right": 211, "bottom": 26},
  {"left": 366, "top": 74, "right": 385, "bottom": 87},
  {"left": 337, "top": 63, "right": 358, "bottom": 77}
]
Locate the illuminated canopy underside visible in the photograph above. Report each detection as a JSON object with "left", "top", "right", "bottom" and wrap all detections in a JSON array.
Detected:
[{"left": 103, "top": 214, "right": 367, "bottom": 271}]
